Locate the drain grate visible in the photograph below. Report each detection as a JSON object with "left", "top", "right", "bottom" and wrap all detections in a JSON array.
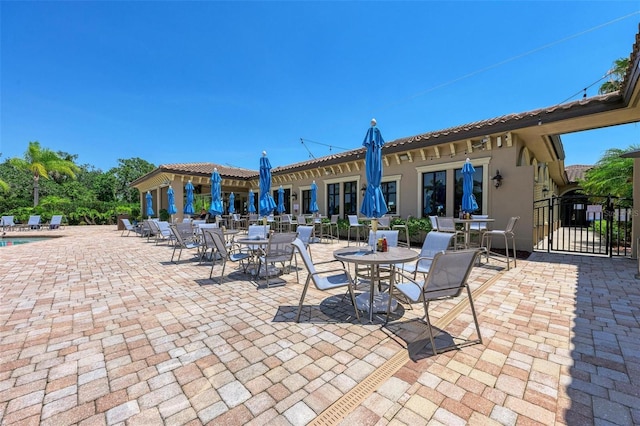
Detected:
[{"left": 310, "top": 272, "right": 503, "bottom": 426}]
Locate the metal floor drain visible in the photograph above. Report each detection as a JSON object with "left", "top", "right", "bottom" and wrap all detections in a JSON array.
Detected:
[{"left": 310, "top": 272, "right": 503, "bottom": 426}]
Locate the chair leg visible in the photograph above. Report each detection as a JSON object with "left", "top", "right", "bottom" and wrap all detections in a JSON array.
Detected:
[
  {"left": 466, "top": 284, "right": 483, "bottom": 346},
  {"left": 503, "top": 234, "right": 510, "bottom": 270},
  {"left": 422, "top": 300, "right": 438, "bottom": 355},
  {"left": 295, "top": 278, "right": 312, "bottom": 322}
]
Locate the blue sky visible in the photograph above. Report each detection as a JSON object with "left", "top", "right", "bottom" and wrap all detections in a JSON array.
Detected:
[{"left": 2, "top": 1, "right": 639, "bottom": 172}]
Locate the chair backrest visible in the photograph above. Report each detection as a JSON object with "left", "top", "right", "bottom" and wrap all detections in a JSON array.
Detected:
[
  {"left": 28, "top": 215, "right": 41, "bottom": 225},
  {"left": 378, "top": 216, "right": 391, "bottom": 228},
  {"left": 1, "top": 216, "right": 15, "bottom": 226},
  {"left": 157, "top": 221, "right": 172, "bottom": 235},
  {"left": 297, "top": 215, "right": 307, "bottom": 226},
  {"left": 265, "top": 232, "right": 297, "bottom": 261},
  {"left": 248, "top": 224, "right": 269, "bottom": 239},
  {"left": 281, "top": 214, "right": 292, "bottom": 224},
  {"left": 198, "top": 223, "right": 219, "bottom": 233},
  {"left": 292, "top": 238, "right": 316, "bottom": 276},
  {"left": 296, "top": 226, "right": 314, "bottom": 246},
  {"left": 192, "top": 219, "right": 206, "bottom": 226},
  {"left": 428, "top": 216, "right": 439, "bottom": 231},
  {"left": 182, "top": 217, "right": 192, "bottom": 223},
  {"left": 330, "top": 214, "right": 339, "bottom": 225},
  {"left": 50, "top": 215, "right": 63, "bottom": 225},
  {"left": 417, "top": 231, "right": 455, "bottom": 270},
  {"left": 121, "top": 218, "right": 133, "bottom": 229},
  {"left": 232, "top": 213, "right": 241, "bottom": 222},
  {"left": 206, "top": 229, "right": 228, "bottom": 258},
  {"left": 367, "top": 230, "right": 399, "bottom": 247},
  {"left": 146, "top": 219, "right": 160, "bottom": 233},
  {"left": 436, "top": 217, "right": 457, "bottom": 233},
  {"left": 423, "top": 250, "right": 480, "bottom": 300},
  {"left": 171, "top": 222, "right": 195, "bottom": 245},
  {"left": 348, "top": 215, "right": 360, "bottom": 226},
  {"left": 469, "top": 215, "right": 488, "bottom": 231},
  {"left": 505, "top": 216, "right": 520, "bottom": 233},
  {"left": 249, "top": 213, "right": 258, "bottom": 222}
]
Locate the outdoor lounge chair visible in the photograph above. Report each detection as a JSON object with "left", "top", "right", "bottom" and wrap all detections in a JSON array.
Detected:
[
  {"left": 206, "top": 229, "right": 251, "bottom": 283},
  {"left": 120, "top": 218, "right": 142, "bottom": 237},
  {"left": 387, "top": 249, "right": 483, "bottom": 355},
  {"left": 292, "top": 238, "right": 360, "bottom": 322},
  {"left": 1, "top": 216, "right": 16, "bottom": 231},
  {"left": 48, "top": 215, "right": 64, "bottom": 230},
  {"left": 169, "top": 223, "right": 201, "bottom": 262},
  {"left": 26, "top": 215, "right": 41, "bottom": 230},
  {"left": 257, "top": 231, "right": 298, "bottom": 287}
]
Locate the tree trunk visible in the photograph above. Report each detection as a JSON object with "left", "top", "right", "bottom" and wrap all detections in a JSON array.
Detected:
[{"left": 33, "top": 176, "right": 39, "bottom": 207}]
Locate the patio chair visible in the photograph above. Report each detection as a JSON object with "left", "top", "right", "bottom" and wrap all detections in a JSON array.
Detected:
[
  {"left": 468, "top": 214, "right": 489, "bottom": 247},
  {"left": 1, "top": 216, "right": 16, "bottom": 231},
  {"left": 206, "top": 229, "right": 251, "bottom": 283},
  {"left": 376, "top": 216, "right": 391, "bottom": 230},
  {"left": 230, "top": 213, "right": 246, "bottom": 230},
  {"left": 280, "top": 214, "right": 296, "bottom": 232},
  {"left": 325, "top": 214, "right": 339, "bottom": 242},
  {"left": 169, "top": 222, "right": 202, "bottom": 262},
  {"left": 393, "top": 221, "right": 411, "bottom": 248},
  {"left": 435, "top": 217, "right": 464, "bottom": 250},
  {"left": 154, "top": 221, "right": 173, "bottom": 245},
  {"left": 47, "top": 215, "right": 64, "bottom": 230},
  {"left": 26, "top": 215, "right": 41, "bottom": 230},
  {"left": 257, "top": 231, "right": 298, "bottom": 287},
  {"left": 120, "top": 218, "right": 142, "bottom": 237},
  {"left": 292, "top": 238, "right": 360, "bottom": 322},
  {"left": 395, "top": 231, "right": 454, "bottom": 280},
  {"left": 481, "top": 216, "right": 520, "bottom": 270},
  {"left": 428, "top": 215, "right": 439, "bottom": 231},
  {"left": 296, "top": 214, "right": 308, "bottom": 227},
  {"left": 347, "top": 215, "right": 365, "bottom": 246},
  {"left": 387, "top": 249, "right": 483, "bottom": 355},
  {"left": 248, "top": 213, "right": 259, "bottom": 226},
  {"left": 296, "top": 225, "right": 315, "bottom": 261}
]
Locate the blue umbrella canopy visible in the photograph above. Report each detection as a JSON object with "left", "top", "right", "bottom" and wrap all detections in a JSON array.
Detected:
[
  {"left": 209, "top": 168, "right": 224, "bottom": 216},
  {"left": 462, "top": 158, "right": 479, "bottom": 213},
  {"left": 228, "top": 192, "right": 235, "bottom": 214},
  {"left": 248, "top": 189, "right": 256, "bottom": 213},
  {"left": 145, "top": 191, "right": 154, "bottom": 218},
  {"left": 310, "top": 180, "right": 319, "bottom": 213},
  {"left": 277, "top": 186, "right": 286, "bottom": 214},
  {"left": 184, "top": 180, "right": 195, "bottom": 216},
  {"left": 167, "top": 186, "right": 177, "bottom": 216},
  {"left": 360, "top": 119, "right": 388, "bottom": 218},
  {"left": 259, "top": 151, "right": 277, "bottom": 217}
]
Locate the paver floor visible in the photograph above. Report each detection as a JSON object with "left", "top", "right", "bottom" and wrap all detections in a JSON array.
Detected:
[{"left": 0, "top": 226, "right": 638, "bottom": 425}]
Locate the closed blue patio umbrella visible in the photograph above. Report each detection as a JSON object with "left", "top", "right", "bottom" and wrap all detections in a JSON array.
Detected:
[
  {"left": 248, "top": 189, "right": 256, "bottom": 214},
  {"left": 167, "top": 186, "right": 177, "bottom": 221},
  {"left": 145, "top": 191, "right": 154, "bottom": 219},
  {"left": 360, "top": 118, "right": 388, "bottom": 219},
  {"left": 228, "top": 192, "right": 235, "bottom": 214},
  {"left": 184, "top": 180, "right": 195, "bottom": 217},
  {"left": 310, "top": 180, "right": 319, "bottom": 213},
  {"left": 462, "top": 158, "right": 479, "bottom": 214},
  {"left": 259, "top": 151, "right": 277, "bottom": 217},
  {"left": 277, "top": 186, "right": 285, "bottom": 214},
  {"left": 209, "top": 168, "right": 224, "bottom": 216}
]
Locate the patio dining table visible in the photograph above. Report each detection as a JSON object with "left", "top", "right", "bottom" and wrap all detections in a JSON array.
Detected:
[
  {"left": 333, "top": 246, "right": 418, "bottom": 322},
  {"left": 453, "top": 217, "right": 494, "bottom": 249}
]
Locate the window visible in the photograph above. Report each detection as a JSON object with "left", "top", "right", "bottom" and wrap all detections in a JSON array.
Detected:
[
  {"left": 454, "top": 166, "right": 484, "bottom": 217},
  {"left": 302, "top": 190, "right": 311, "bottom": 214},
  {"left": 381, "top": 181, "right": 397, "bottom": 215},
  {"left": 343, "top": 181, "right": 357, "bottom": 218},
  {"left": 327, "top": 183, "right": 340, "bottom": 216},
  {"left": 422, "top": 171, "right": 447, "bottom": 217}
]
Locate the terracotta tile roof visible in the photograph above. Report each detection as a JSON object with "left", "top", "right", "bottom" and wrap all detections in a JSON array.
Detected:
[
  {"left": 565, "top": 164, "right": 592, "bottom": 183},
  {"left": 157, "top": 162, "right": 258, "bottom": 179}
]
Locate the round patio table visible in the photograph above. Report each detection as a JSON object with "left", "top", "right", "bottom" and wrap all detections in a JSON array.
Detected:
[{"left": 333, "top": 246, "right": 418, "bottom": 322}]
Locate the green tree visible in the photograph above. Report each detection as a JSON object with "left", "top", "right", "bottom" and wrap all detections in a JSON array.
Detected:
[
  {"left": 110, "top": 157, "right": 155, "bottom": 203},
  {"left": 9, "top": 141, "right": 81, "bottom": 206},
  {"left": 0, "top": 179, "right": 8, "bottom": 193},
  {"left": 578, "top": 145, "right": 637, "bottom": 199},
  {"left": 599, "top": 58, "right": 630, "bottom": 94}
]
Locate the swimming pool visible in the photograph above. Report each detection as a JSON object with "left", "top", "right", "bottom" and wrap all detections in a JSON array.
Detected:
[{"left": 0, "top": 237, "right": 51, "bottom": 247}]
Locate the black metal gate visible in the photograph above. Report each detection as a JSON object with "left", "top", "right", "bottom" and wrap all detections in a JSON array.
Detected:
[{"left": 533, "top": 194, "right": 633, "bottom": 257}]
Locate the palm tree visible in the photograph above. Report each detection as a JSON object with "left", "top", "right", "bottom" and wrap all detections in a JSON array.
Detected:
[
  {"left": 0, "top": 179, "right": 8, "bottom": 193},
  {"left": 9, "top": 141, "right": 80, "bottom": 206},
  {"left": 599, "top": 58, "right": 630, "bottom": 94}
]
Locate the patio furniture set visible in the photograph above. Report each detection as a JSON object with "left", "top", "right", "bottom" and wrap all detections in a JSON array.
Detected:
[{"left": 1, "top": 214, "right": 64, "bottom": 231}]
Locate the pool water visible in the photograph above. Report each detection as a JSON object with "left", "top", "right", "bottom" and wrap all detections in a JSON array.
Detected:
[{"left": 0, "top": 237, "right": 50, "bottom": 247}]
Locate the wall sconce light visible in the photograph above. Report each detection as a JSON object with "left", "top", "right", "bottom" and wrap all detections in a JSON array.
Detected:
[
  {"left": 361, "top": 183, "right": 367, "bottom": 196},
  {"left": 399, "top": 153, "right": 410, "bottom": 161},
  {"left": 491, "top": 170, "right": 503, "bottom": 188},
  {"left": 291, "top": 192, "right": 298, "bottom": 201},
  {"left": 542, "top": 186, "right": 549, "bottom": 197}
]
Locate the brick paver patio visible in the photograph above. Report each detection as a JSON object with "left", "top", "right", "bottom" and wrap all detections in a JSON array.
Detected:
[{"left": 1, "top": 226, "right": 638, "bottom": 425}]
